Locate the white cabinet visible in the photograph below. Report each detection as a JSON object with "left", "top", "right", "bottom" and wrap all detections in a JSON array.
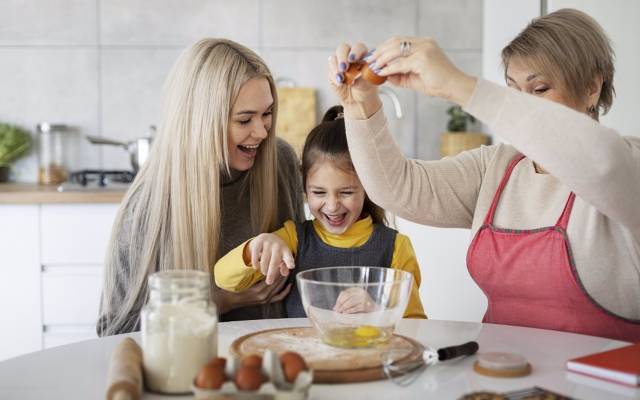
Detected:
[
  {"left": 0, "top": 203, "right": 119, "bottom": 361},
  {"left": 0, "top": 206, "right": 41, "bottom": 360}
]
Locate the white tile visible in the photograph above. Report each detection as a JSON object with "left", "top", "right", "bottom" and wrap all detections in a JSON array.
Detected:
[
  {"left": 263, "top": 0, "right": 418, "bottom": 48},
  {"left": 419, "top": 0, "right": 484, "bottom": 49},
  {"left": 100, "top": 48, "right": 181, "bottom": 170},
  {"left": 0, "top": 0, "right": 97, "bottom": 45},
  {"left": 0, "top": 48, "right": 100, "bottom": 181},
  {"left": 416, "top": 51, "right": 482, "bottom": 160},
  {"left": 100, "top": 0, "right": 260, "bottom": 47}
]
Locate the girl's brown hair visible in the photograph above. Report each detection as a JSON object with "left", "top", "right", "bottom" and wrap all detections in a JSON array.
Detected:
[
  {"left": 301, "top": 105, "right": 387, "bottom": 225},
  {"left": 502, "top": 8, "right": 615, "bottom": 119}
]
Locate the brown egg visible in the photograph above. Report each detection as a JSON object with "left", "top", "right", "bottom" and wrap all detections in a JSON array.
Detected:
[
  {"left": 195, "top": 365, "right": 225, "bottom": 389},
  {"left": 280, "top": 351, "right": 308, "bottom": 383},
  {"left": 361, "top": 63, "right": 387, "bottom": 85},
  {"left": 240, "top": 354, "right": 263, "bottom": 369},
  {"left": 207, "top": 357, "right": 227, "bottom": 370},
  {"left": 343, "top": 63, "right": 364, "bottom": 85},
  {"left": 234, "top": 366, "right": 265, "bottom": 391}
]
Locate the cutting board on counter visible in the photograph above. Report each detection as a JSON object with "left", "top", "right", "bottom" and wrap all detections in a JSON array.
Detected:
[
  {"left": 230, "top": 327, "right": 423, "bottom": 383},
  {"left": 276, "top": 87, "right": 317, "bottom": 157}
]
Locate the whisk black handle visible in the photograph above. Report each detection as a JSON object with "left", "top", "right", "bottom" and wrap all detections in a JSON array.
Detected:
[{"left": 437, "top": 341, "right": 479, "bottom": 361}]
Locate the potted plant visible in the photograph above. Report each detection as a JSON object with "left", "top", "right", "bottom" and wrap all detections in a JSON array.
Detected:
[
  {"left": 440, "top": 105, "right": 489, "bottom": 157},
  {"left": 0, "top": 123, "right": 33, "bottom": 182}
]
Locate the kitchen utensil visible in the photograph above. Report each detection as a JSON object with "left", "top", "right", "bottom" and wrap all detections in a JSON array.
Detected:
[
  {"left": 382, "top": 340, "right": 479, "bottom": 386},
  {"left": 86, "top": 126, "right": 154, "bottom": 172},
  {"left": 296, "top": 266, "right": 413, "bottom": 349},
  {"left": 106, "top": 337, "right": 143, "bottom": 400},
  {"left": 230, "top": 326, "right": 424, "bottom": 383}
]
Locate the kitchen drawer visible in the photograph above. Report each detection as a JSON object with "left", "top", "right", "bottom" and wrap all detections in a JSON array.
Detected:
[
  {"left": 42, "top": 266, "right": 103, "bottom": 325},
  {"left": 43, "top": 325, "right": 98, "bottom": 349},
  {"left": 40, "top": 203, "right": 119, "bottom": 265}
]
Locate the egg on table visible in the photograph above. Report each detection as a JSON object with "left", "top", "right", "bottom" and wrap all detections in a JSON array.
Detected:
[{"left": 279, "top": 351, "right": 308, "bottom": 383}]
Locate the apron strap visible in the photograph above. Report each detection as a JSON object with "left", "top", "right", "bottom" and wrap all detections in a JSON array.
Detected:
[
  {"left": 555, "top": 192, "right": 576, "bottom": 230},
  {"left": 483, "top": 153, "right": 526, "bottom": 225}
]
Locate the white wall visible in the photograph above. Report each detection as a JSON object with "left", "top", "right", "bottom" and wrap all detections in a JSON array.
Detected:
[
  {"left": 0, "top": 0, "right": 485, "bottom": 183},
  {"left": 548, "top": 0, "right": 640, "bottom": 136},
  {"left": 483, "top": 0, "right": 639, "bottom": 138}
]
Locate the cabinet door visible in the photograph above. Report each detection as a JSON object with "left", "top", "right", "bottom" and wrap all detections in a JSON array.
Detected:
[
  {"left": 41, "top": 266, "right": 103, "bottom": 325},
  {"left": 40, "top": 204, "right": 119, "bottom": 265},
  {"left": 0, "top": 205, "right": 41, "bottom": 360}
]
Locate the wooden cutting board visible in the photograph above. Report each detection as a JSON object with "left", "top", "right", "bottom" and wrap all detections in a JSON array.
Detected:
[
  {"left": 230, "top": 327, "right": 423, "bottom": 383},
  {"left": 276, "top": 87, "right": 316, "bottom": 157}
]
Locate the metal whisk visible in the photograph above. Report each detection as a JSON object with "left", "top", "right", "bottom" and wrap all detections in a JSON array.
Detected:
[{"left": 382, "top": 341, "right": 479, "bottom": 386}]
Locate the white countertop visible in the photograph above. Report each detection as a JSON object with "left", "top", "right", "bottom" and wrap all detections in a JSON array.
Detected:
[{"left": 0, "top": 318, "right": 637, "bottom": 399}]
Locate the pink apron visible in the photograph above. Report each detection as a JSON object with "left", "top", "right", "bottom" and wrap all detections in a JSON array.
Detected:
[{"left": 467, "top": 154, "right": 640, "bottom": 342}]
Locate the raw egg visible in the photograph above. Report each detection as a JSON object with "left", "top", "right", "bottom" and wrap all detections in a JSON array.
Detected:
[
  {"left": 234, "top": 366, "right": 265, "bottom": 391},
  {"left": 361, "top": 64, "right": 387, "bottom": 85},
  {"left": 344, "top": 63, "right": 363, "bottom": 85},
  {"left": 280, "top": 351, "right": 308, "bottom": 383},
  {"left": 195, "top": 365, "right": 225, "bottom": 389},
  {"left": 240, "top": 354, "right": 263, "bottom": 369},
  {"left": 343, "top": 62, "right": 386, "bottom": 86}
]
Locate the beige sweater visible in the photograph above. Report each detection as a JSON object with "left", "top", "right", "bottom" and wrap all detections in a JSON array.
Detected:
[{"left": 345, "top": 79, "right": 640, "bottom": 321}]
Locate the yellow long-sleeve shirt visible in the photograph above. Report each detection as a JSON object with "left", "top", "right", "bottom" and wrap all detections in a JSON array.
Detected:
[{"left": 214, "top": 216, "right": 426, "bottom": 319}]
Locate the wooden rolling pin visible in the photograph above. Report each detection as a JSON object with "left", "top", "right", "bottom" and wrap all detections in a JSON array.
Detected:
[{"left": 106, "top": 337, "right": 143, "bottom": 400}]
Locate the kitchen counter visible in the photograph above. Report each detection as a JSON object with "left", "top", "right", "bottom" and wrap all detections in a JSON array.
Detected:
[{"left": 0, "top": 183, "right": 126, "bottom": 204}]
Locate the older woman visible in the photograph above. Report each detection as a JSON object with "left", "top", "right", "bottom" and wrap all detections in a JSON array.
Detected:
[
  {"left": 98, "top": 39, "right": 304, "bottom": 335},
  {"left": 329, "top": 9, "right": 640, "bottom": 341}
]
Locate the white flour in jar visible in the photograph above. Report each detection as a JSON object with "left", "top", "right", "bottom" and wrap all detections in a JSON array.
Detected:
[{"left": 142, "top": 303, "right": 217, "bottom": 393}]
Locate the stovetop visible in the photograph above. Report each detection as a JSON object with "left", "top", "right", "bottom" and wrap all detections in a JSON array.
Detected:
[{"left": 57, "top": 169, "right": 135, "bottom": 192}]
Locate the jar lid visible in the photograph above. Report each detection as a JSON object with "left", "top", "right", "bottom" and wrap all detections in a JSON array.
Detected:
[{"left": 37, "top": 123, "right": 70, "bottom": 133}]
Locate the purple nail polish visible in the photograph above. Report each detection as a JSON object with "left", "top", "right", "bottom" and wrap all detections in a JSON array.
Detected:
[
  {"left": 348, "top": 53, "right": 356, "bottom": 61},
  {"left": 339, "top": 62, "right": 347, "bottom": 71},
  {"left": 335, "top": 73, "right": 344, "bottom": 84},
  {"left": 369, "top": 62, "right": 377, "bottom": 70},
  {"left": 374, "top": 66, "right": 382, "bottom": 74}
]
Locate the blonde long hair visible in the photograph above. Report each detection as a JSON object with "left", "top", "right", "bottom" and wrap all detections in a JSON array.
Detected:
[{"left": 99, "top": 38, "right": 280, "bottom": 335}]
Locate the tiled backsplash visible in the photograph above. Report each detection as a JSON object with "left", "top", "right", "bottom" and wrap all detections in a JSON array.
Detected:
[{"left": 0, "top": 0, "right": 482, "bottom": 182}]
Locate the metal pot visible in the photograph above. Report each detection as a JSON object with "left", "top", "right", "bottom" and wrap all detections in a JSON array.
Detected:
[{"left": 86, "top": 126, "right": 155, "bottom": 172}]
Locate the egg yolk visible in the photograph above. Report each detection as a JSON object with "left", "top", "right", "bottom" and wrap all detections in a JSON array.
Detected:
[{"left": 354, "top": 325, "right": 381, "bottom": 338}]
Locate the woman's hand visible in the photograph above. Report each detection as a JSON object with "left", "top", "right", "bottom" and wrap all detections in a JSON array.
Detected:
[
  {"left": 328, "top": 42, "right": 382, "bottom": 119},
  {"left": 214, "top": 276, "right": 291, "bottom": 315},
  {"left": 247, "top": 233, "right": 295, "bottom": 285},
  {"left": 333, "top": 287, "right": 379, "bottom": 314},
  {"left": 369, "top": 36, "right": 477, "bottom": 105}
]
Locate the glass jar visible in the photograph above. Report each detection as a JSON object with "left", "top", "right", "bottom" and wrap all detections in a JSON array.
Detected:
[
  {"left": 37, "top": 123, "right": 69, "bottom": 184},
  {"left": 141, "top": 270, "right": 218, "bottom": 394}
]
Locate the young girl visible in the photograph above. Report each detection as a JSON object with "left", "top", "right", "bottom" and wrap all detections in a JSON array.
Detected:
[{"left": 214, "top": 106, "right": 426, "bottom": 319}]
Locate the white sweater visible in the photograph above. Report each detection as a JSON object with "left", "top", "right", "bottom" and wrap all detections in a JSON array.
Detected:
[{"left": 345, "top": 79, "right": 640, "bottom": 320}]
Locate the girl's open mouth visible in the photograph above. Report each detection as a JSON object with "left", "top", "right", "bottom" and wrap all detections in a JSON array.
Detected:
[
  {"left": 324, "top": 213, "right": 347, "bottom": 227},
  {"left": 238, "top": 143, "right": 259, "bottom": 155}
]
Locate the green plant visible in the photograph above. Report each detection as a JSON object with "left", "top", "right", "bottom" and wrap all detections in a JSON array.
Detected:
[
  {"left": 446, "top": 105, "right": 476, "bottom": 132},
  {"left": 0, "top": 123, "right": 32, "bottom": 167}
]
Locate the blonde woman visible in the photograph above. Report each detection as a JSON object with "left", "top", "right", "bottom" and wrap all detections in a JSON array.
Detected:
[
  {"left": 329, "top": 9, "right": 640, "bottom": 341},
  {"left": 98, "top": 39, "right": 304, "bottom": 336}
]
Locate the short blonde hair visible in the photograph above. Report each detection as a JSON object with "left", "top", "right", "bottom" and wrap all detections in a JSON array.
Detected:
[{"left": 502, "top": 8, "right": 615, "bottom": 117}]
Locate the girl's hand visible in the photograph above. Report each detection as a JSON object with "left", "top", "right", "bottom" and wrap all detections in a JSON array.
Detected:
[
  {"left": 248, "top": 233, "right": 295, "bottom": 285},
  {"left": 214, "top": 277, "right": 291, "bottom": 314},
  {"left": 333, "top": 287, "right": 379, "bottom": 314},
  {"left": 328, "top": 42, "right": 382, "bottom": 119},
  {"left": 369, "top": 36, "right": 476, "bottom": 106}
]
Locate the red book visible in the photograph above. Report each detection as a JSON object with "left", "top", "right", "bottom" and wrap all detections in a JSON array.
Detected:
[{"left": 566, "top": 343, "right": 640, "bottom": 387}]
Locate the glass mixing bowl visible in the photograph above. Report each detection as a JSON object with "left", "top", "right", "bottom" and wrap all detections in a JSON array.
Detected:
[{"left": 296, "top": 266, "right": 413, "bottom": 349}]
